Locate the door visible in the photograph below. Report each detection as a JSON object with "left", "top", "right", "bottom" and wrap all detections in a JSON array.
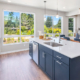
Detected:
[
  {"left": 39, "top": 50, "right": 45, "bottom": 71},
  {"left": 45, "top": 52, "right": 52, "bottom": 79},
  {"left": 55, "top": 59, "right": 69, "bottom": 80}
]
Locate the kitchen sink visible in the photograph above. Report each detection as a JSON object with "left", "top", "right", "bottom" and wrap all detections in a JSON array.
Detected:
[{"left": 44, "top": 42, "right": 63, "bottom": 47}]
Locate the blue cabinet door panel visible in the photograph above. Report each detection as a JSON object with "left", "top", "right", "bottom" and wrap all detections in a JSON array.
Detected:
[{"left": 55, "top": 59, "right": 69, "bottom": 80}]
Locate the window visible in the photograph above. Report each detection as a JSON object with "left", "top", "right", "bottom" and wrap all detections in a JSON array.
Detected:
[
  {"left": 21, "top": 13, "right": 34, "bottom": 35},
  {"left": 53, "top": 16, "right": 61, "bottom": 37},
  {"left": 44, "top": 15, "right": 62, "bottom": 37},
  {"left": 4, "top": 11, "right": 20, "bottom": 35},
  {"left": 68, "top": 18, "right": 74, "bottom": 37},
  {"left": 3, "top": 11, "right": 34, "bottom": 44},
  {"left": 3, "top": 37, "right": 20, "bottom": 44}
]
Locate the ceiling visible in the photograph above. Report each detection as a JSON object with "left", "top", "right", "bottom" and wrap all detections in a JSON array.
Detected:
[{"left": 0, "top": 0, "right": 80, "bottom": 12}]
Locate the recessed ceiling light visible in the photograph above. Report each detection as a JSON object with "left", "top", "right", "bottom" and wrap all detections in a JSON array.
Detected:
[
  {"left": 63, "top": 7, "right": 65, "bottom": 9},
  {"left": 8, "top": 0, "right": 11, "bottom": 2}
]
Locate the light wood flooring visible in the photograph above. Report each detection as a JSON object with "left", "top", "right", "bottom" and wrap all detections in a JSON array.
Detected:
[{"left": 0, "top": 50, "right": 50, "bottom": 80}]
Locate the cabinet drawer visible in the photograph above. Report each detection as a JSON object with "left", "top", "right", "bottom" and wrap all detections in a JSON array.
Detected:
[
  {"left": 54, "top": 51, "right": 69, "bottom": 65},
  {"left": 39, "top": 44, "right": 52, "bottom": 56}
]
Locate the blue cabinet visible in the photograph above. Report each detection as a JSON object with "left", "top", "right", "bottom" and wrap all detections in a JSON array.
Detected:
[
  {"left": 54, "top": 59, "right": 69, "bottom": 80},
  {"left": 45, "top": 52, "right": 53, "bottom": 79},
  {"left": 29, "top": 41, "right": 33, "bottom": 59},
  {"left": 39, "top": 44, "right": 53, "bottom": 80},
  {"left": 30, "top": 42, "right": 80, "bottom": 80},
  {"left": 54, "top": 51, "right": 69, "bottom": 65},
  {"left": 39, "top": 50, "right": 45, "bottom": 71}
]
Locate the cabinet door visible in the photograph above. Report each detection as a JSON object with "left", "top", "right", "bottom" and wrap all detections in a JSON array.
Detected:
[
  {"left": 55, "top": 59, "right": 69, "bottom": 80},
  {"left": 39, "top": 50, "right": 45, "bottom": 71},
  {"left": 29, "top": 42, "right": 33, "bottom": 58},
  {"left": 45, "top": 52, "right": 52, "bottom": 79}
]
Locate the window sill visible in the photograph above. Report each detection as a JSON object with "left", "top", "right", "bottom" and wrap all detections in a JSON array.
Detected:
[{"left": 3, "top": 42, "right": 29, "bottom": 46}]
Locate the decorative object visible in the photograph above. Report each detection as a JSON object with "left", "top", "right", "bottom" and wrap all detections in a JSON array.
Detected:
[{"left": 38, "top": 31, "right": 44, "bottom": 39}]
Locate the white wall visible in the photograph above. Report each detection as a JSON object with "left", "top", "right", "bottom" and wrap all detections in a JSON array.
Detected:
[
  {"left": 76, "top": 15, "right": 80, "bottom": 32},
  {"left": 66, "top": 9, "right": 79, "bottom": 16},
  {"left": 0, "top": 2, "right": 68, "bottom": 54},
  {"left": 66, "top": 9, "right": 80, "bottom": 34}
]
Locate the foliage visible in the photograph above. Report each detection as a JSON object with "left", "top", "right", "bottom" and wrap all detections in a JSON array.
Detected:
[
  {"left": 4, "top": 12, "right": 19, "bottom": 28},
  {"left": 3, "top": 38, "right": 6, "bottom": 42},
  {"left": 44, "top": 25, "right": 73, "bottom": 37},
  {"left": 54, "top": 19, "right": 61, "bottom": 28},
  {"left": 44, "top": 17, "right": 73, "bottom": 37},
  {"left": 7, "top": 38, "right": 11, "bottom": 43},
  {"left": 4, "top": 11, "right": 34, "bottom": 35},
  {"left": 44, "top": 16, "right": 61, "bottom": 35},
  {"left": 45, "top": 17, "right": 52, "bottom": 27},
  {"left": 21, "top": 26, "right": 26, "bottom": 32},
  {"left": 69, "top": 18, "right": 73, "bottom": 22},
  {"left": 68, "top": 33, "right": 73, "bottom": 36},
  {"left": 16, "top": 29, "right": 20, "bottom": 35},
  {"left": 44, "top": 25, "right": 61, "bottom": 34}
]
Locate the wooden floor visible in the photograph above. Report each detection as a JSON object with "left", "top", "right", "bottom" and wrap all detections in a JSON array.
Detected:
[{"left": 0, "top": 51, "right": 50, "bottom": 80}]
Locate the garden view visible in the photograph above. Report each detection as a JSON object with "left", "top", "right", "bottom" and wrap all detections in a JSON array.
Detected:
[
  {"left": 44, "top": 16, "right": 73, "bottom": 37},
  {"left": 44, "top": 16, "right": 61, "bottom": 37},
  {"left": 3, "top": 11, "right": 34, "bottom": 44},
  {"left": 3, "top": 11, "right": 73, "bottom": 44}
]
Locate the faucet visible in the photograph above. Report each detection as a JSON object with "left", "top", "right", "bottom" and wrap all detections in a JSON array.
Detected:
[{"left": 55, "top": 31, "right": 61, "bottom": 43}]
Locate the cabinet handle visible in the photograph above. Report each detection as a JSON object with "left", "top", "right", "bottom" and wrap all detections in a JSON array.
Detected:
[
  {"left": 42, "top": 52, "right": 45, "bottom": 58},
  {"left": 56, "top": 56, "right": 62, "bottom": 59},
  {"left": 56, "top": 61, "right": 62, "bottom": 65}
]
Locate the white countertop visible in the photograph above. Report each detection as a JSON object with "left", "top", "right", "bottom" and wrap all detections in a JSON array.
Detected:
[{"left": 30, "top": 37, "right": 80, "bottom": 59}]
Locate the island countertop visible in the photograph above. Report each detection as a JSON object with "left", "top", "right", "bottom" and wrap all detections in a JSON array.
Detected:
[{"left": 30, "top": 37, "right": 80, "bottom": 58}]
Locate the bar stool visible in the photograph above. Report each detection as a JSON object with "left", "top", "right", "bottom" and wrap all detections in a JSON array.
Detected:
[{"left": 63, "top": 37, "right": 70, "bottom": 41}]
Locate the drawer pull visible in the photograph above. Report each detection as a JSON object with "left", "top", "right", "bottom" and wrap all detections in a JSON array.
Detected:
[
  {"left": 56, "top": 61, "right": 62, "bottom": 65},
  {"left": 56, "top": 56, "right": 62, "bottom": 59},
  {"left": 42, "top": 52, "right": 46, "bottom": 58}
]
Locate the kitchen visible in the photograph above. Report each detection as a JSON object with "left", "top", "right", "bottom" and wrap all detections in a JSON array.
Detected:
[{"left": 0, "top": 0, "right": 80, "bottom": 80}]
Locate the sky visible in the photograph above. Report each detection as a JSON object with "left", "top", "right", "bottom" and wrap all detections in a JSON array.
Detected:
[
  {"left": 4, "top": 11, "right": 61, "bottom": 25},
  {"left": 44, "top": 15, "right": 61, "bottom": 25},
  {"left": 4, "top": 11, "right": 20, "bottom": 18}
]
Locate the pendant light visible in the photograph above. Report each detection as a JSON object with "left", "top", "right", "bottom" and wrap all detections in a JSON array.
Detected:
[
  {"left": 56, "top": 0, "right": 59, "bottom": 18},
  {"left": 44, "top": 1, "right": 47, "bottom": 20}
]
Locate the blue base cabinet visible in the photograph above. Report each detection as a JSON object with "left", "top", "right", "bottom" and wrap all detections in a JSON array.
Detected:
[
  {"left": 39, "top": 50, "right": 45, "bottom": 71},
  {"left": 54, "top": 58, "right": 69, "bottom": 80},
  {"left": 29, "top": 42, "right": 80, "bottom": 80},
  {"left": 45, "top": 52, "right": 52, "bottom": 79},
  {"left": 39, "top": 44, "right": 53, "bottom": 80}
]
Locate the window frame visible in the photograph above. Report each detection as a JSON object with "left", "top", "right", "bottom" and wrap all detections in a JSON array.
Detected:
[
  {"left": 44, "top": 14, "right": 63, "bottom": 36},
  {"left": 3, "top": 10, "right": 35, "bottom": 45},
  {"left": 68, "top": 17, "right": 75, "bottom": 37}
]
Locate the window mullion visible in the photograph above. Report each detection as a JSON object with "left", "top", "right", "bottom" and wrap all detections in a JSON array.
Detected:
[
  {"left": 20, "top": 12, "right": 21, "bottom": 43},
  {"left": 52, "top": 16, "right": 54, "bottom": 37}
]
